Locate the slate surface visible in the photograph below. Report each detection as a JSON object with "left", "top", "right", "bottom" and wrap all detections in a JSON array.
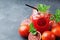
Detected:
[{"left": 0, "top": 0, "right": 60, "bottom": 40}]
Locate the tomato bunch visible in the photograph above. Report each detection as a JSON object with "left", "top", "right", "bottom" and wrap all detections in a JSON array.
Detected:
[{"left": 18, "top": 4, "right": 60, "bottom": 40}]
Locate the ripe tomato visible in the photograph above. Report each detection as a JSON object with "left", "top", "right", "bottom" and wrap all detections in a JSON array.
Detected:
[
  {"left": 18, "top": 19, "right": 31, "bottom": 37},
  {"left": 18, "top": 25, "right": 30, "bottom": 37},
  {"left": 42, "top": 31, "right": 55, "bottom": 40},
  {"left": 51, "top": 26, "right": 60, "bottom": 37}
]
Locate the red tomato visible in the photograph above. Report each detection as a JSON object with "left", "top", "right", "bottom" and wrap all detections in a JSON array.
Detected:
[
  {"left": 42, "top": 31, "right": 55, "bottom": 40},
  {"left": 18, "top": 25, "right": 30, "bottom": 37},
  {"left": 52, "top": 26, "right": 60, "bottom": 37},
  {"left": 18, "top": 19, "right": 31, "bottom": 37}
]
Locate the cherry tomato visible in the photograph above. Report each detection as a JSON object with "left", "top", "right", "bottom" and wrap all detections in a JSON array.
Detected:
[
  {"left": 18, "top": 25, "right": 30, "bottom": 37},
  {"left": 52, "top": 26, "right": 60, "bottom": 37},
  {"left": 42, "top": 31, "right": 55, "bottom": 40},
  {"left": 18, "top": 19, "right": 31, "bottom": 37}
]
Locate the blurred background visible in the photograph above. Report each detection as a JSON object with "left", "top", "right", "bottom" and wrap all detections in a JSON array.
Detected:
[{"left": 0, "top": 0, "right": 60, "bottom": 40}]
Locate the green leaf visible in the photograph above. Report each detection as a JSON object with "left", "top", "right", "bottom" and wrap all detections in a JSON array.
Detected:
[
  {"left": 50, "top": 9, "right": 60, "bottom": 23},
  {"left": 37, "top": 4, "right": 50, "bottom": 12},
  {"left": 54, "top": 9, "right": 60, "bottom": 22},
  {"left": 29, "top": 23, "right": 37, "bottom": 35}
]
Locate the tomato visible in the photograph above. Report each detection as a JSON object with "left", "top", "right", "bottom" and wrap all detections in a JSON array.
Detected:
[
  {"left": 42, "top": 31, "right": 55, "bottom": 40},
  {"left": 18, "top": 25, "right": 30, "bottom": 37},
  {"left": 18, "top": 19, "right": 31, "bottom": 37},
  {"left": 51, "top": 26, "right": 60, "bottom": 37}
]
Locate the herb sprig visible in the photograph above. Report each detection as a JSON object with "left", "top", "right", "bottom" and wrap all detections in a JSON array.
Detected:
[
  {"left": 29, "top": 23, "right": 37, "bottom": 35},
  {"left": 50, "top": 9, "right": 60, "bottom": 22},
  {"left": 37, "top": 4, "right": 50, "bottom": 12}
]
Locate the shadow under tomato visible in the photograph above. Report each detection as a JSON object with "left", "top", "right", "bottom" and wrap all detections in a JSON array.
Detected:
[
  {"left": 56, "top": 36, "right": 60, "bottom": 40},
  {"left": 22, "top": 37, "right": 28, "bottom": 40}
]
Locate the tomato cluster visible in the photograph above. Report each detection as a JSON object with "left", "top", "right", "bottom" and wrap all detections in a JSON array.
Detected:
[{"left": 18, "top": 9, "right": 60, "bottom": 40}]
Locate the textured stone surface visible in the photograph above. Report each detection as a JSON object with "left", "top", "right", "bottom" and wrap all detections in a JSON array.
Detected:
[{"left": 0, "top": 0, "right": 60, "bottom": 40}]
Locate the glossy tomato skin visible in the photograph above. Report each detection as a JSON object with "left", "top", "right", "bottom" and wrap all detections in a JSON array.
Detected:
[
  {"left": 42, "top": 31, "right": 55, "bottom": 40},
  {"left": 52, "top": 26, "right": 60, "bottom": 37},
  {"left": 18, "top": 25, "right": 30, "bottom": 37}
]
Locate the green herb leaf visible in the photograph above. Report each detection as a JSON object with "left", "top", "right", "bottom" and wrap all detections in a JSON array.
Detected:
[
  {"left": 37, "top": 4, "right": 50, "bottom": 12},
  {"left": 50, "top": 9, "right": 60, "bottom": 22},
  {"left": 29, "top": 23, "right": 37, "bottom": 35},
  {"left": 54, "top": 9, "right": 60, "bottom": 22}
]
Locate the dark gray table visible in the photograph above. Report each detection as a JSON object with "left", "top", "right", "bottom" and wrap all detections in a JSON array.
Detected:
[{"left": 0, "top": 0, "right": 60, "bottom": 40}]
